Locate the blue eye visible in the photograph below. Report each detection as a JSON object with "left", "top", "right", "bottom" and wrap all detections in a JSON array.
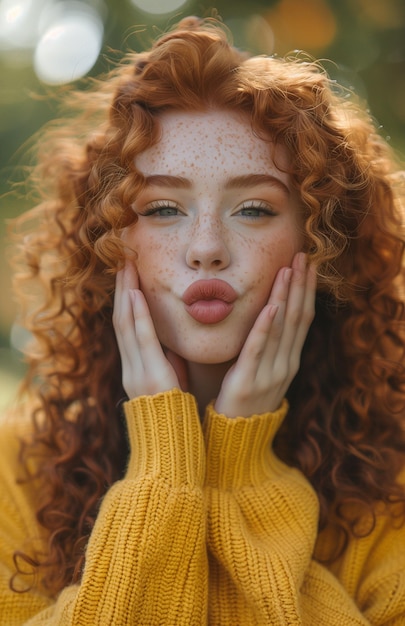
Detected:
[
  {"left": 139, "top": 202, "right": 181, "bottom": 217},
  {"left": 153, "top": 206, "right": 179, "bottom": 216},
  {"left": 237, "top": 203, "right": 276, "bottom": 218},
  {"left": 240, "top": 207, "right": 265, "bottom": 217}
]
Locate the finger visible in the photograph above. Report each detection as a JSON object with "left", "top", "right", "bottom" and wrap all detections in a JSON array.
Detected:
[
  {"left": 113, "top": 262, "right": 138, "bottom": 317},
  {"left": 131, "top": 290, "right": 179, "bottom": 388},
  {"left": 258, "top": 265, "right": 293, "bottom": 360},
  {"left": 248, "top": 252, "right": 307, "bottom": 387},
  {"left": 220, "top": 303, "right": 279, "bottom": 389},
  {"left": 121, "top": 259, "right": 139, "bottom": 291},
  {"left": 131, "top": 289, "right": 162, "bottom": 362},
  {"left": 288, "top": 261, "right": 316, "bottom": 358},
  {"left": 113, "top": 265, "right": 143, "bottom": 390},
  {"left": 113, "top": 263, "right": 139, "bottom": 346},
  {"left": 222, "top": 261, "right": 293, "bottom": 381},
  {"left": 273, "top": 252, "right": 307, "bottom": 349},
  {"left": 113, "top": 266, "right": 132, "bottom": 343},
  {"left": 234, "top": 263, "right": 295, "bottom": 382},
  {"left": 274, "top": 254, "right": 315, "bottom": 374},
  {"left": 267, "top": 265, "right": 292, "bottom": 313},
  {"left": 121, "top": 225, "right": 137, "bottom": 257}
]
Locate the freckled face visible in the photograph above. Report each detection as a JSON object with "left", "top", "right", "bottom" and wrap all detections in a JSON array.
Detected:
[{"left": 128, "top": 110, "right": 303, "bottom": 364}]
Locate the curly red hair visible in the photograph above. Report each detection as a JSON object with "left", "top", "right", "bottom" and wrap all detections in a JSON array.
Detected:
[{"left": 10, "top": 16, "right": 405, "bottom": 593}]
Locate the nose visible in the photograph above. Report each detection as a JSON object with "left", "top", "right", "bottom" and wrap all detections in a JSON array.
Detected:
[{"left": 185, "top": 214, "right": 231, "bottom": 270}]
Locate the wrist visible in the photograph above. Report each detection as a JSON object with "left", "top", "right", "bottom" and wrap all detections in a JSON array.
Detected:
[
  {"left": 124, "top": 388, "right": 205, "bottom": 487},
  {"left": 203, "top": 399, "right": 289, "bottom": 489}
]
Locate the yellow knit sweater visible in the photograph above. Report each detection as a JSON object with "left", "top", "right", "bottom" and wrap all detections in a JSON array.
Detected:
[{"left": 0, "top": 388, "right": 404, "bottom": 624}]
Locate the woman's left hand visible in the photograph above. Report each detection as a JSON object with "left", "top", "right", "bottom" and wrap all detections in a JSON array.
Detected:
[{"left": 214, "top": 252, "right": 316, "bottom": 418}]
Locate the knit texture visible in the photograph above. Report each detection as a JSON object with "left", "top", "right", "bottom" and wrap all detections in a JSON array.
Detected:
[{"left": 0, "top": 388, "right": 404, "bottom": 624}]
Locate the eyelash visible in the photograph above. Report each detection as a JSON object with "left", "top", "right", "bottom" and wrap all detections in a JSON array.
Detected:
[
  {"left": 137, "top": 201, "right": 182, "bottom": 217},
  {"left": 236, "top": 202, "right": 277, "bottom": 218}
]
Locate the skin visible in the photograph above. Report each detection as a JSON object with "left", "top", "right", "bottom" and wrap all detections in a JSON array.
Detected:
[{"left": 113, "top": 110, "right": 316, "bottom": 418}]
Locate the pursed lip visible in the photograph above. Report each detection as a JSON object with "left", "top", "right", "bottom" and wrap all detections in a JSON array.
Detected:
[
  {"left": 182, "top": 279, "right": 238, "bottom": 324},
  {"left": 182, "top": 279, "right": 237, "bottom": 305}
]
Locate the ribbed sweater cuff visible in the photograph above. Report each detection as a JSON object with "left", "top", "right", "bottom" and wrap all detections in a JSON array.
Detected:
[
  {"left": 203, "top": 399, "right": 289, "bottom": 489},
  {"left": 124, "top": 388, "right": 205, "bottom": 487}
]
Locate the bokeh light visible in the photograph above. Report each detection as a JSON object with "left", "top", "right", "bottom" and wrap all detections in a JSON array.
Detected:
[
  {"left": 0, "top": 0, "right": 105, "bottom": 82},
  {"left": 0, "top": 0, "right": 50, "bottom": 50},
  {"left": 227, "top": 14, "right": 275, "bottom": 55},
  {"left": 266, "top": 0, "right": 337, "bottom": 52},
  {"left": 353, "top": 0, "right": 405, "bottom": 29},
  {"left": 129, "top": 0, "right": 189, "bottom": 16},
  {"left": 33, "top": 4, "right": 104, "bottom": 84}
]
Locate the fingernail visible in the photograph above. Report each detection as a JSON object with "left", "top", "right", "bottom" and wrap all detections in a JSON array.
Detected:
[{"left": 284, "top": 268, "right": 293, "bottom": 283}]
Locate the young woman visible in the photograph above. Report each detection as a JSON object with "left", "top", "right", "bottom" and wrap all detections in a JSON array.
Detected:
[{"left": 1, "top": 16, "right": 405, "bottom": 625}]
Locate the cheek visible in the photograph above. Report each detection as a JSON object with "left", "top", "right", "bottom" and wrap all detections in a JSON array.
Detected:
[
  {"left": 132, "top": 232, "right": 171, "bottom": 273},
  {"left": 237, "top": 233, "right": 301, "bottom": 302},
  {"left": 131, "top": 232, "right": 181, "bottom": 304}
]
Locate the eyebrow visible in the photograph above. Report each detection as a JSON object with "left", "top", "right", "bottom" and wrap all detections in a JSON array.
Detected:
[
  {"left": 143, "top": 174, "right": 190, "bottom": 189},
  {"left": 143, "top": 173, "right": 290, "bottom": 195},
  {"left": 224, "top": 174, "right": 289, "bottom": 195}
]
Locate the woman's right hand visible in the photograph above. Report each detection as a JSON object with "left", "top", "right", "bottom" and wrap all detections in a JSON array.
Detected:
[{"left": 113, "top": 261, "right": 181, "bottom": 399}]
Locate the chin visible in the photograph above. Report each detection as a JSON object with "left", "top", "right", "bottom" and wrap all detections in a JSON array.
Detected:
[
  {"left": 177, "top": 346, "right": 241, "bottom": 366},
  {"left": 159, "top": 330, "right": 246, "bottom": 365}
]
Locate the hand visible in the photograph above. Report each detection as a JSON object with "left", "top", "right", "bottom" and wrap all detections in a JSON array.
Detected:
[
  {"left": 113, "top": 261, "right": 182, "bottom": 399},
  {"left": 214, "top": 252, "right": 316, "bottom": 418}
]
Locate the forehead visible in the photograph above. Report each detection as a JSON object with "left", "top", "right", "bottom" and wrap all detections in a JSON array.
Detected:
[{"left": 135, "top": 109, "right": 290, "bottom": 183}]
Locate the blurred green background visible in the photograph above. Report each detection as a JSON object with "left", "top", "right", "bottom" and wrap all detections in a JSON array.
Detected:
[{"left": 1, "top": 0, "right": 404, "bottom": 411}]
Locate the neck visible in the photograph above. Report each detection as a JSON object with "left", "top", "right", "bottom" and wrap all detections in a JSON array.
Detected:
[{"left": 186, "top": 360, "right": 234, "bottom": 419}]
